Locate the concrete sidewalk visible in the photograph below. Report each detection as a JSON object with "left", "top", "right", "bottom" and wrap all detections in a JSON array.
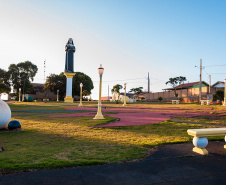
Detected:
[{"left": 1, "top": 141, "right": 226, "bottom": 185}]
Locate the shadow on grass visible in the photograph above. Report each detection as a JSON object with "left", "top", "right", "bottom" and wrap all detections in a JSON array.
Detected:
[{"left": 0, "top": 127, "right": 147, "bottom": 173}]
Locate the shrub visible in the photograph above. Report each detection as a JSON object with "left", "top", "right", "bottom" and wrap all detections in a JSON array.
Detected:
[
  {"left": 158, "top": 96, "right": 163, "bottom": 101},
  {"left": 213, "top": 90, "right": 224, "bottom": 101},
  {"left": 141, "top": 97, "right": 145, "bottom": 101},
  {"left": 28, "top": 97, "right": 34, "bottom": 102}
]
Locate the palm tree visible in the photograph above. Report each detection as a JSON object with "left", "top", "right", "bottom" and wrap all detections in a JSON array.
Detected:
[{"left": 165, "top": 76, "right": 187, "bottom": 97}]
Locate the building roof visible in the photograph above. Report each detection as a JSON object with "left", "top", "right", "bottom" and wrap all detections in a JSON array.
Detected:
[
  {"left": 163, "top": 81, "right": 209, "bottom": 90},
  {"left": 101, "top": 96, "right": 112, "bottom": 100},
  {"left": 120, "top": 92, "right": 135, "bottom": 97},
  {"left": 31, "top": 83, "right": 44, "bottom": 88},
  {"left": 211, "top": 81, "right": 224, "bottom": 87}
]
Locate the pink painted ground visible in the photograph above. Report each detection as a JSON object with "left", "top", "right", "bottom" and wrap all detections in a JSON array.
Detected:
[{"left": 47, "top": 106, "right": 226, "bottom": 127}]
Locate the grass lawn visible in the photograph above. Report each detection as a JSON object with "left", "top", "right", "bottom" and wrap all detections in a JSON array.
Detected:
[{"left": 0, "top": 101, "right": 225, "bottom": 173}]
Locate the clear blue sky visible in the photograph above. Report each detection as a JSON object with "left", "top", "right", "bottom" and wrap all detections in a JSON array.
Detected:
[{"left": 1, "top": 0, "right": 226, "bottom": 99}]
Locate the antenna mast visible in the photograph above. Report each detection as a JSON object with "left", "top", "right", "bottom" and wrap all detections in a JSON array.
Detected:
[{"left": 44, "top": 60, "right": 46, "bottom": 82}]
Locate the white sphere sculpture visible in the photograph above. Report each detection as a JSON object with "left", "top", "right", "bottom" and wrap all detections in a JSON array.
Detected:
[
  {"left": 0, "top": 100, "right": 11, "bottom": 129},
  {"left": 193, "top": 137, "right": 208, "bottom": 148}
]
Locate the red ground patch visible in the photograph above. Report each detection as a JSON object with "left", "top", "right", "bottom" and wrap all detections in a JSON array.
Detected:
[{"left": 47, "top": 106, "right": 226, "bottom": 127}]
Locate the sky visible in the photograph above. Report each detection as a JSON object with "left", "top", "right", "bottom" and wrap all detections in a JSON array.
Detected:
[{"left": 0, "top": 0, "right": 226, "bottom": 99}]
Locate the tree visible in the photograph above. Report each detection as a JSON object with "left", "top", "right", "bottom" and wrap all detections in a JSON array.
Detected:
[
  {"left": 17, "top": 61, "right": 38, "bottom": 81},
  {"left": 44, "top": 73, "right": 66, "bottom": 100},
  {"left": 111, "top": 84, "right": 123, "bottom": 95},
  {"left": 8, "top": 61, "right": 38, "bottom": 95},
  {"left": 0, "top": 68, "right": 10, "bottom": 87},
  {"left": 213, "top": 90, "right": 224, "bottom": 101},
  {"left": 0, "top": 83, "right": 10, "bottom": 94},
  {"left": 0, "top": 68, "right": 11, "bottom": 93},
  {"left": 44, "top": 72, "right": 94, "bottom": 100},
  {"left": 72, "top": 72, "right": 94, "bottom": 96},
  {"left": 165, "top": 76, "right": 187, "bottom": 97},
  {"left": 129, "top": 87, "right": 143, "bottom": 95},
  {"left": 83, "top": 90, "right": 89, "bottom": 96}
]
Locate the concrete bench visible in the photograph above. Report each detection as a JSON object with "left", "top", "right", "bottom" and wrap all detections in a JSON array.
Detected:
[
  {"left": 172, "top": 100, "right": 179, "bottom": 104},
  {"left": 187, "top": 128, "right": 226, "bottom": 155},
  {"left": 200, "top": 100, "right": 210, "bottom": 105}
]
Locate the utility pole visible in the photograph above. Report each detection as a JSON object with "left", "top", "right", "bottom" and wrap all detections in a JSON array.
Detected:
[
  {"left": 209, "top": 75, "right": 211, "bottom": 94},
  {"left": 107, "top": 85, "right": 109, "bottom": 101},
  {"left": 148, "top": 72, "right": 150, "bottom": 93},
  {"left": 199, "top": 59, "right": 202, "bottom": 102}
]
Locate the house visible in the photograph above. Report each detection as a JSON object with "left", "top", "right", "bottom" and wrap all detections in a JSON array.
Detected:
[
  {"left": 120, "top": 92, "right": 135, "bottom": 99},
  {"left": 145, "top": 81, "right": 210, "bottom": 102},
  {"left": 211, "top": 81, "right": 225, "bottom": 92},
  {"left": 0, "top": 93, "right": 8, "bottom": 100},
  {"left": 133, "top": 92, "right": 149, "bottom": 100},
  {"left": 30, "top": 83, "right": 57, "bottom": 101},
  {"left": 101, "top": 96, "right": 112, "bottom": 101}
]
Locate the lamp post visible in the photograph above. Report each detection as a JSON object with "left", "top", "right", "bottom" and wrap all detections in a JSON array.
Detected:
[
  {"left": 94, "top": 64, "right": 105, "bottom": 120},
  {"left": 123, "top": 83, "right": 127, "bottom": 106},
  {"left": 78, "top": 83, "right": 83, "bottom": 107},
  {"left": 19, "top": 88, "right": 21, "bottom": 102},
  {"left": 223, "top": 79, "right": 226, "bottom": 106},
  {"left": 22, "top": 79, "right": 25, "bottom": 102},
  {"left": 57, "top": 90, "right": 59, "bottom": 102}
]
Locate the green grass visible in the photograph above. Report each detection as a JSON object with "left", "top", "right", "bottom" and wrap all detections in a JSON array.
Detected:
[
  {"left": 0, "top": 102, "right": 225, "bottom": 173},
  {"left": 175, "top": 115, "right": 226, "bottom": 125}
]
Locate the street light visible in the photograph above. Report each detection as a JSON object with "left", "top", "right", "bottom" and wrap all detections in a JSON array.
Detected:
[
  {"left": 223, "top": 79, "right": 226, "bottom": 106},
  {"left": 19, "top": 88, "right": 21, "bottom": 102},
  {"left": 22, "top": 79, "right": 25, "bottom": 102},
  {"left": 57, "top": 90, "right": 59, "bottom": 102},
  {"left": 123, "top": 83, "right": 127, "bottom": 106},
  {"left": 94, "top": 64, "right": 105, "bottom": 119},
  {"left": 78, "top": 83, "right": 83, "bottom": 107}
]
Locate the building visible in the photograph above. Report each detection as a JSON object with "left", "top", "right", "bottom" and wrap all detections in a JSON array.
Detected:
[
  {"left": 211, "top": 81, "right": 224, "bottom": 92},
  {"left": 146, "top": 81, "right": 211, "bottom": 102}
]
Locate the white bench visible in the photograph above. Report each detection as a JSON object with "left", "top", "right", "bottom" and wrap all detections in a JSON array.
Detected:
[
  {"left": 43, "top": 99, "right": 49, "bottom": 102},
  {"left": 187, "top": 128, "right": 226, "bottom": 155},
  {"left": 172, "top": 100, "right": 179, "bottom": 104},
  {"left": 200, "top": 100, "right": 210, "bottom": 105}
]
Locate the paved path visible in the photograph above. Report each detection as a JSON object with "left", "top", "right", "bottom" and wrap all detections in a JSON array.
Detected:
[
  {"left": 1, "top": 141, "right": 226, "bottom": 185},
  {"left": 47, "top": 106, "right": 226, "bottom": 127}
]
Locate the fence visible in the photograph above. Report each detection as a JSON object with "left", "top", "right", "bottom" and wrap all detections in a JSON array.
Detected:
[{"left": 145, "top": 87, "right": 210, "bottom": 102}]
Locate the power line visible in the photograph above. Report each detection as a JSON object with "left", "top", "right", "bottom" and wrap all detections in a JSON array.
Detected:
[
  {"left": 104, "top": 77, "right": 146, "bottom": 82},
  {"left": 93, "top": 77, "right": 146, "bottom": 83},
  {"left": 150, "top": 77, "right": 165, "bottom": 82},
  {"left": 203, "top": 68, "right": 209, "bottom": 75},
  {"left": 209, "top": 73, "right": 226, "bottom": 74},
  {"left": 205, "top": 64, "right": 226, "bottom": 68}
]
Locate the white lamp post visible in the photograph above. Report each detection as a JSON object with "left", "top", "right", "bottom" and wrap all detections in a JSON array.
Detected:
[
  {"left": 94, "top": 64, "right": 105, "bottom": 119},
  {"left": 123, "top": 83, "right": 127, "bottom": 106},
  {"left": 223, "top": 79, "right": 226, "bottom": 106},
  {"left": 78, "top": 83, "right": 83, "bottom": 107},
  {"left": 19, "top": 88, "right": 21, "bottom": 102},
  {"left": 57, "top": 90, "right": 59, "bottom": 102}
]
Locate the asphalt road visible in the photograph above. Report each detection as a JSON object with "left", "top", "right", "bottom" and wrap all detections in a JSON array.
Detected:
[{"left": 1, "top": 141, "right": 226, "bottom": 185}]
